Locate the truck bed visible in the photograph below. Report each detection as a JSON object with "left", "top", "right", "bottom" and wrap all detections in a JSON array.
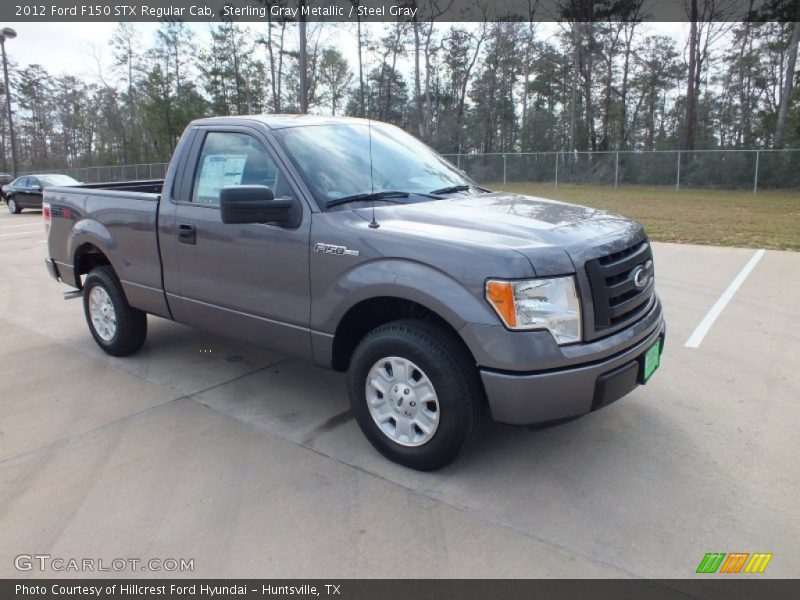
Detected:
[{"left": 45, "top": 180, "right": 168, "bottom": 317}]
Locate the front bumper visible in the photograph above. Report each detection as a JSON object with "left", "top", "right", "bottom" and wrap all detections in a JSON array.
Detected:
[{"left": 480, "top": 315, "right": 665, "bottom": 425}]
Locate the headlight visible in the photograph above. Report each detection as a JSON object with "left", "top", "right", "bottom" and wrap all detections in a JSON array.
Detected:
[{"left": 486, "top": 276, "right": 582, "bottom": 344}]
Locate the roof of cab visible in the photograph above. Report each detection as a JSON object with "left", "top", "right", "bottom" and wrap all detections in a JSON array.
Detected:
[{"left": 190, "top": 114, "right": 376, "bottom": 130}]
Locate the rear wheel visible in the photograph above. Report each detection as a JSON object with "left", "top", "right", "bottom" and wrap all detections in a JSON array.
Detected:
[
  {"left": 348, "top": 319, "right": 484, "bottom": 471},
  {"left": 7, "top": 197, "right": 21, "bottom": 214},
  {"left": 82, "top": 266, "right": 147, "bottom": 357}
]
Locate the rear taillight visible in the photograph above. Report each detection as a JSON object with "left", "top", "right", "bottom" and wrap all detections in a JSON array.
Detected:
[{"left": 43, "top": 203, "right": 51, "bottom": 235}]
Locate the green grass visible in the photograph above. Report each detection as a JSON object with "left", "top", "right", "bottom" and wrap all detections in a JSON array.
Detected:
[{"left": 491, "top": 183, "right": 800, "bottom": 251}]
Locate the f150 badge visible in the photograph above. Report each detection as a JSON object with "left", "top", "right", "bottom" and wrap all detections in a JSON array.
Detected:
[{"left": 314, "top": 243, "right": 359, "bottom": 257}]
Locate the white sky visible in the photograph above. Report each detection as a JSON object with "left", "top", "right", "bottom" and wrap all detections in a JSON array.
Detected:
[{"left": 2, "top": 21, "right": 689, "bottom": 85}]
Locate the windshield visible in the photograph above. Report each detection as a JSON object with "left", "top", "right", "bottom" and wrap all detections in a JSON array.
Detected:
[
  {"left": 39, "top": 175, "right": 79, "bottom": 187},
  {"left": 272, "top": 123, "right": 474, "bottom": 209}
]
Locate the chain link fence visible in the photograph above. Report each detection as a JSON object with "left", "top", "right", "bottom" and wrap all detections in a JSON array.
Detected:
[
  {"left": 19, "top": 149, "right": 800, "bottom": 194},
  {"left": 441, "top": 149, "right": 800, "bottom": 193},
  {"left": 20, "top": 163, "right": 170, "bottom": 183}
]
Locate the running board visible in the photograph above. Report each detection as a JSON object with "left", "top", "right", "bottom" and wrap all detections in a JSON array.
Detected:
[{"left": 63, "top": 290, "right": 82, "bottom": 300}]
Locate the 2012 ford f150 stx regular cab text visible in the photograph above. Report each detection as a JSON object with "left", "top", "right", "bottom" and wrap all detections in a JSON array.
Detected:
[{"left": 44, "top": 115, "right": 665, "bottom": 470}]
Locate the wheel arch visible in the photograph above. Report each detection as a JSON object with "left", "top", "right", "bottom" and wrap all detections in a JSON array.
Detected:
[
  {"left": 329, "top": 296, "right": 478, "bottom": 373},
  {"left": 72, "top": 242, "right": 113, "bottom": 288},
  {"left": 67, "top": 219, "right": 118, "bottom": 288}
]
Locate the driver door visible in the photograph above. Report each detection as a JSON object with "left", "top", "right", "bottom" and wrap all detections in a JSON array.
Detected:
[{"left": 168, "top": 127, "right": 313, "bottom": 360}]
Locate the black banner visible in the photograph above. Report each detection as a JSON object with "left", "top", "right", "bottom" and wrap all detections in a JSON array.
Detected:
[
  {"left": 3, "top": 580, "right": 800, "bottom": 600},
  {"left": 3, "top": 0, "right": 799, "bottom": 23}
]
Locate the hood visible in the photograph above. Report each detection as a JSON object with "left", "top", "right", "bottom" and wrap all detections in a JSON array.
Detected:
[{"left": 357, "top": 192, "right": 643, "bottom": 275}]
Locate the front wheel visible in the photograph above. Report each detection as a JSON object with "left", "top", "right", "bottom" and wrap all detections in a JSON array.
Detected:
[
  {"left": 347, "top": 319, "right": 484, "bottom": 471},
  {"left": 82, "top": 266, "right": 147, "bottom": 357},
  {"left": 7, "top": 196, "right": 21, "bottom": 214}
]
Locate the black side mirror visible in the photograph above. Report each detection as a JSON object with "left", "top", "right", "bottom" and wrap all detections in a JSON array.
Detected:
[{"left": 220, "top": 185, "right": 300, "bottom": 228}]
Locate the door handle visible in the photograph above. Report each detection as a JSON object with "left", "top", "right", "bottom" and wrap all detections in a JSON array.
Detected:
[{"left": 177, "top": 223, "right": 196, "bottom": 245}]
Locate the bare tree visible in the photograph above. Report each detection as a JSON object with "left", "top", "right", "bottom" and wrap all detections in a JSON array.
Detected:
[
  {"left": 682, "top": 0, "right": 730, "bottom": 151},
  {"left": 412, "top": 1, "right": 452, "bottom": 140},
  {"left": 774, "top": 21, "right": 800, "bottom": 148},
  {"left": 258, "top": 1, "right": 289, "bottom": 113}
]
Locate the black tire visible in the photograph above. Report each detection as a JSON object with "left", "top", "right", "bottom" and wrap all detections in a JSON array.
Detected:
[
  {"left": 347, "top": 319, "right": 485, "bottom": 471},
  {"left": 7, "top": 196, "right": 21, "bottom": 214},
  {"left": 82, "top": 265, "right": 147, "bottom": 357}
]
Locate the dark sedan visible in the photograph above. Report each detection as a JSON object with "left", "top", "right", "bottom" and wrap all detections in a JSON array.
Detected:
[
  {"left": 4, "top": 174, "right": 80, "bottom": 214},
  {"left": 0, "top": 173, "right": 12, "bottom": 198}
]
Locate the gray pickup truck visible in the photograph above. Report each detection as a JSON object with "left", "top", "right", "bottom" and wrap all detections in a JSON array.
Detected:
[{"left": 44, "top": 115, "right": 664, "bottom": 470}]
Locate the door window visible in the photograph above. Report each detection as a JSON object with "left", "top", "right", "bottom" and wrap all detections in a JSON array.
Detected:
[{"left": 191, "top": 131, "right": 291, "bottom": 205}]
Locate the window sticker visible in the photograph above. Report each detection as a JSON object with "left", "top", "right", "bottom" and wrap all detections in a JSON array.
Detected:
[{"left": 196, "top": 154, "right": 248, "bottom": 203}]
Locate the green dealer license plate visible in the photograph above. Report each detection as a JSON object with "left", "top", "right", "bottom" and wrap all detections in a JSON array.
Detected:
[{"left": 642, "top": 341, "right": 661, "bottom": 383}]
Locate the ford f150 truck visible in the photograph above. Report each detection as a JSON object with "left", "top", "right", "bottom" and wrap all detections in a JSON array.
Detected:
[{"left": 44, "top": 115, "right": 664, "bottom": 470}]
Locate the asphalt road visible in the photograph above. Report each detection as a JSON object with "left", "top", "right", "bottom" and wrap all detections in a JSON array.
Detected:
[{"left": 1, "top": 207, "right": 798, "bottom": 578}]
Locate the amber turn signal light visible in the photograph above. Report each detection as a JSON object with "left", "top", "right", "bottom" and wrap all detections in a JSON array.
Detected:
[{"left": 486, "top": 280, "right": 517, "bottom": 328}]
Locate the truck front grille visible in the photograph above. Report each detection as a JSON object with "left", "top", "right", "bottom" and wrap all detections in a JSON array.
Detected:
[{"left": 585, "top": 240, "right": 655, "bottom": 335}]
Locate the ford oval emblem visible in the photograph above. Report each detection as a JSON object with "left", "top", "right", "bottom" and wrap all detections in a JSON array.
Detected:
[{"left": 633, "top": 266, "right": 650, "bottom": 289}]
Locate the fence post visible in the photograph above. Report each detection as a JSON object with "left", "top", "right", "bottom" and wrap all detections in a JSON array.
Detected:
[
  {"left": 614, "top": 151, "right": 619, "bottom": 189},
  {"left": 676, "top": 151, "right": 681, "bottom": 191},
  {"left": 457, "top": 154, "right": 461, "bottom": 170},
  {"left": 753, "top": 150, "right": 760, "bottom": 195},
  {"left": 502, "top": 154, "right": 507, "bottom": 187},
  {"left": 555, "top": 152, "right": 559, "bottom": 189}
]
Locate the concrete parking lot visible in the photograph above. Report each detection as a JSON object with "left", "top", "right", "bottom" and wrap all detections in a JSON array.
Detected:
[{"left": 0, "top": 207, "right": 798, "bottom": 578}]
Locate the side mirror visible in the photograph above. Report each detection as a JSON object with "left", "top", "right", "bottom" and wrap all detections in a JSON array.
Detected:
[
  {"left": 220, "top": 185, "right": 300, "bottom": 228},
  {"left": 32, "top": 185, "right": 42, "bottom": 191}
]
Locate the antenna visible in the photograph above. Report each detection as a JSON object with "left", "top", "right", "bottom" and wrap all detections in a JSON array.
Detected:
[{"left": 367, "top": 114, "right": 379, "bottom": 229}]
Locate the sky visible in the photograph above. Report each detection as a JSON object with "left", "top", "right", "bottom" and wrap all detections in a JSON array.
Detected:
[{"left": 1, "top": 21, "right": 690, "bottom": 86}]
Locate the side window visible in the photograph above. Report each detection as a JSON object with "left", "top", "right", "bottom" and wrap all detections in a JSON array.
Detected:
[
  {"left": 16, "top": 177, "right": 28, "bottom": 188},
  {"left": 29, "top": 178, "right": 40, "bottom": 188},
  {"left": 191, "top": 131, "right": 292, "bottom": 205}
]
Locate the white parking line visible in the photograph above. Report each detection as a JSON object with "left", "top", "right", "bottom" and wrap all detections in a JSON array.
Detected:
[
  {"left": 684, "top": 249, "right": 766, "bottom": 349},
  {"left": 0, "top": 229, "right": 41, "bottom": 237},
  {"left": 0, "top": 222, "right": 43, "bottom": 229}
]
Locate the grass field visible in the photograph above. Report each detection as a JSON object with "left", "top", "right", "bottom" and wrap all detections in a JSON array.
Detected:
[{"left": 492, "top": 183, "right": 800, "bottom": 251}]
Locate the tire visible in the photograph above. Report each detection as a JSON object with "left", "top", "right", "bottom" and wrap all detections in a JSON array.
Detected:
[
  {"left": 82, "top": 265, "right": 147, "bottom": 357},
  {"left": 7, "top": 196, "right": 21, "bottom": 214},
  {"left": 348, "top": 319, "right": 484, "bottom": 471}
]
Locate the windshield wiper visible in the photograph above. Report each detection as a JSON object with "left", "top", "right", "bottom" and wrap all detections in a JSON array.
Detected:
[
  {"left": 327, "top": 191, "right": 410, "bottom": 209},
  {"left": 429, "top": 184, "right": 472, "bottom": 195},
  {"left": 327, "top": 190, "right": 444, "bottom": 209}
]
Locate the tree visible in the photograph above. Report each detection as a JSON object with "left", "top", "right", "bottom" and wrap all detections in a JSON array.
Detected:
[
  {"left": 16, "top": 65, "right": 55, "bottom": 168},
  {"left": 348, "top": 0, "right": 368, "bottom": 116},
  {"left": 201, "top": 23, "right": 266, "bottom": 116},
  {"left": 362, "top": 64, "right": 409, "bottom": 125},
  {"left": 284, "top": 23, "right": 325, "bottom": 113},
  {"left": 410, "top": 1, "right": 452, "bottom": 141},
  {"left": 441, "top": 24, "right": 486, "bottom": 152},
  {"left": 681, "top": 1, "right": 730, "bottom": 152},
  {"left": 256, "top": 1, "right": 291, "bottom": 114},
  {"left": 318, "top": 48, "right": 353, "bottom": 115},
  {"left": 631, "top": 36, "right": 682, "bottom": 150},
  {"left": 469, "top": 23, "right": 521, "bottom": 153},
  {"left": 774, "top": 21, "right": 799, "bottom": 147}
]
